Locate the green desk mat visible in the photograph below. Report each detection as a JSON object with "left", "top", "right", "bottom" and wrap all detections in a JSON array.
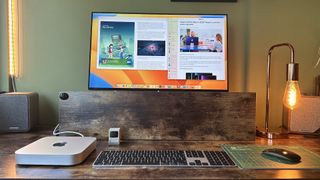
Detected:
[{"left": 222, "top": 144, "right": 320, "bottom": 169}]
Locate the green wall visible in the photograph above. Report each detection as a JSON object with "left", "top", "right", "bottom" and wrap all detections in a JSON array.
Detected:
[{"left": 1, "top": 0, "right": 320, "bottom": 129}]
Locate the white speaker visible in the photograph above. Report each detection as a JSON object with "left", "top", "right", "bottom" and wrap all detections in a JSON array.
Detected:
[
  {"left": 0, "top": 92, "right": 38, "bottom": 132},
  {"left": 288, "top": 96, "right": 320, "bottom": 133}
]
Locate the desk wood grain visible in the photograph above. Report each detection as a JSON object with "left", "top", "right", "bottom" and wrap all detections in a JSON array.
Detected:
[{"left": 0, "top": 131, "right": 320, "bottom": 179}]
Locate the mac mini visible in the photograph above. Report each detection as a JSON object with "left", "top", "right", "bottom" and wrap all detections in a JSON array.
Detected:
[{"left": 15, "top": 136, "right": 96, "bottom": 166}]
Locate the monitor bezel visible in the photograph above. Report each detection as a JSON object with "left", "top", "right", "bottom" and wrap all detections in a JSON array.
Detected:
[{"left": 88, "top": 12, "right": 229, "bottom": 92}]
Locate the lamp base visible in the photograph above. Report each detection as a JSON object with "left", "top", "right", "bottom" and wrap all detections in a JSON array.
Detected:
[
  {"left": 8, "top": 75, "right": 16, "bottom": 92},
  {"left": 256, "top": 129, "right": 288, "bottom": 139}
]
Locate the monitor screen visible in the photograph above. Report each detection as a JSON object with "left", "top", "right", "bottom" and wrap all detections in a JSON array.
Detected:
[{"left": 89, "top": 12, "right": 228, "bottom": 90}]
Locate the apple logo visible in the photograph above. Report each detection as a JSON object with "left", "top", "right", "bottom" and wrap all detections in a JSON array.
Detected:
[{"left": 53, "top": 142, "right": 67, "bottom": 147}]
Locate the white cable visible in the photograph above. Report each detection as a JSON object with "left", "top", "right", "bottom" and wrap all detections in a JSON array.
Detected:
[
  {"left": 314, "top": 47, "right": 320, "bottom": 69},
  {"left": 53, "top": 124, "right": 84, "bottom": 137},
  {"left": 315, "top": 57, "right": 320, "bottom": 69}
]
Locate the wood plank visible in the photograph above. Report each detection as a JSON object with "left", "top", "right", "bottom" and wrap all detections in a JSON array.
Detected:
[
  {"left": 1, "top": 131, "right": 320, "bottom": 179},
  {"left": 58, "top": 91, "right": 256, "bottom": 140}
]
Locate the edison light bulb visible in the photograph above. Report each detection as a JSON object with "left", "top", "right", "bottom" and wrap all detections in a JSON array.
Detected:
[{"left": 283, "top": 81, "right": 301, "bottom": 110}]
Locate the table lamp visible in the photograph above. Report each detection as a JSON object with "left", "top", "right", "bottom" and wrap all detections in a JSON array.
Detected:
[{"left": 257, "top": 43, "right": 301, "bottom": 139}]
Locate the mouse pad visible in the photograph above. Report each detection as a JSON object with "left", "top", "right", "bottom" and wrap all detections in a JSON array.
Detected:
[{"left": 222, "top": 144, "right": 320, "bottom": 169}]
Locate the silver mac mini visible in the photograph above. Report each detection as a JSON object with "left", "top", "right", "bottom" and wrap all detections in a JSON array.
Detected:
[{"left": 15, "top": 136, "right": 96, "bottom": 166}]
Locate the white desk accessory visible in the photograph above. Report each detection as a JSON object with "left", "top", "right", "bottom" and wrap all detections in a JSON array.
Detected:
[
  {"left": 15, "top": 136, "right": 96, "bottom": 166},
  {"left": 108, "top": 128, "right": 120, "bottom": 145}
]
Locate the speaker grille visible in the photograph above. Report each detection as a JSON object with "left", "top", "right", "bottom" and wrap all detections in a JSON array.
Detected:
[{"left": 0, "top": 92, "right": 38, "bottom": 132}]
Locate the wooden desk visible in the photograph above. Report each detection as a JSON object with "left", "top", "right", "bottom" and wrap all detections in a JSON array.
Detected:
[{"left": 0, "top": 131, "right": 319, "bottom": 179}]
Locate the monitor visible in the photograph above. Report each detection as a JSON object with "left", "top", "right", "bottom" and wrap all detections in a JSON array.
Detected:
[{"left": 89, "top": 12, "right": 228, "bottom": 90}]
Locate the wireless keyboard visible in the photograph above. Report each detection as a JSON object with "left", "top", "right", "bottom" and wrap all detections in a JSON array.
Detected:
[{"left": 93, "top": 150, "right": 236, "bottom": 168}]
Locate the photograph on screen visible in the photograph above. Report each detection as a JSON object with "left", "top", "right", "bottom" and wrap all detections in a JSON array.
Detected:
[
  {"left": 98, "top": 21, "right": 135, "bottom": 68},
  {"left": 186, "top": 73, "right": 217, "bottom": 80},
  {"left": 137, "top": 40, "right": 166, "bottom": 56},
  {"left": 180, "top": 28, "right": 223, "bottom": 53}
]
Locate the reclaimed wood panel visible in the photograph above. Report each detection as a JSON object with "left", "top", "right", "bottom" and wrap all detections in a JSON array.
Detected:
[{"left": 59, "top": 91, "right": 256, "bottom": 141}]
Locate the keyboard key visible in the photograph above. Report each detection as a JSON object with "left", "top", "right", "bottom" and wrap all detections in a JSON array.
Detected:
[{"left": 195, "top": 160, "right": 202, "bottom": 165}]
